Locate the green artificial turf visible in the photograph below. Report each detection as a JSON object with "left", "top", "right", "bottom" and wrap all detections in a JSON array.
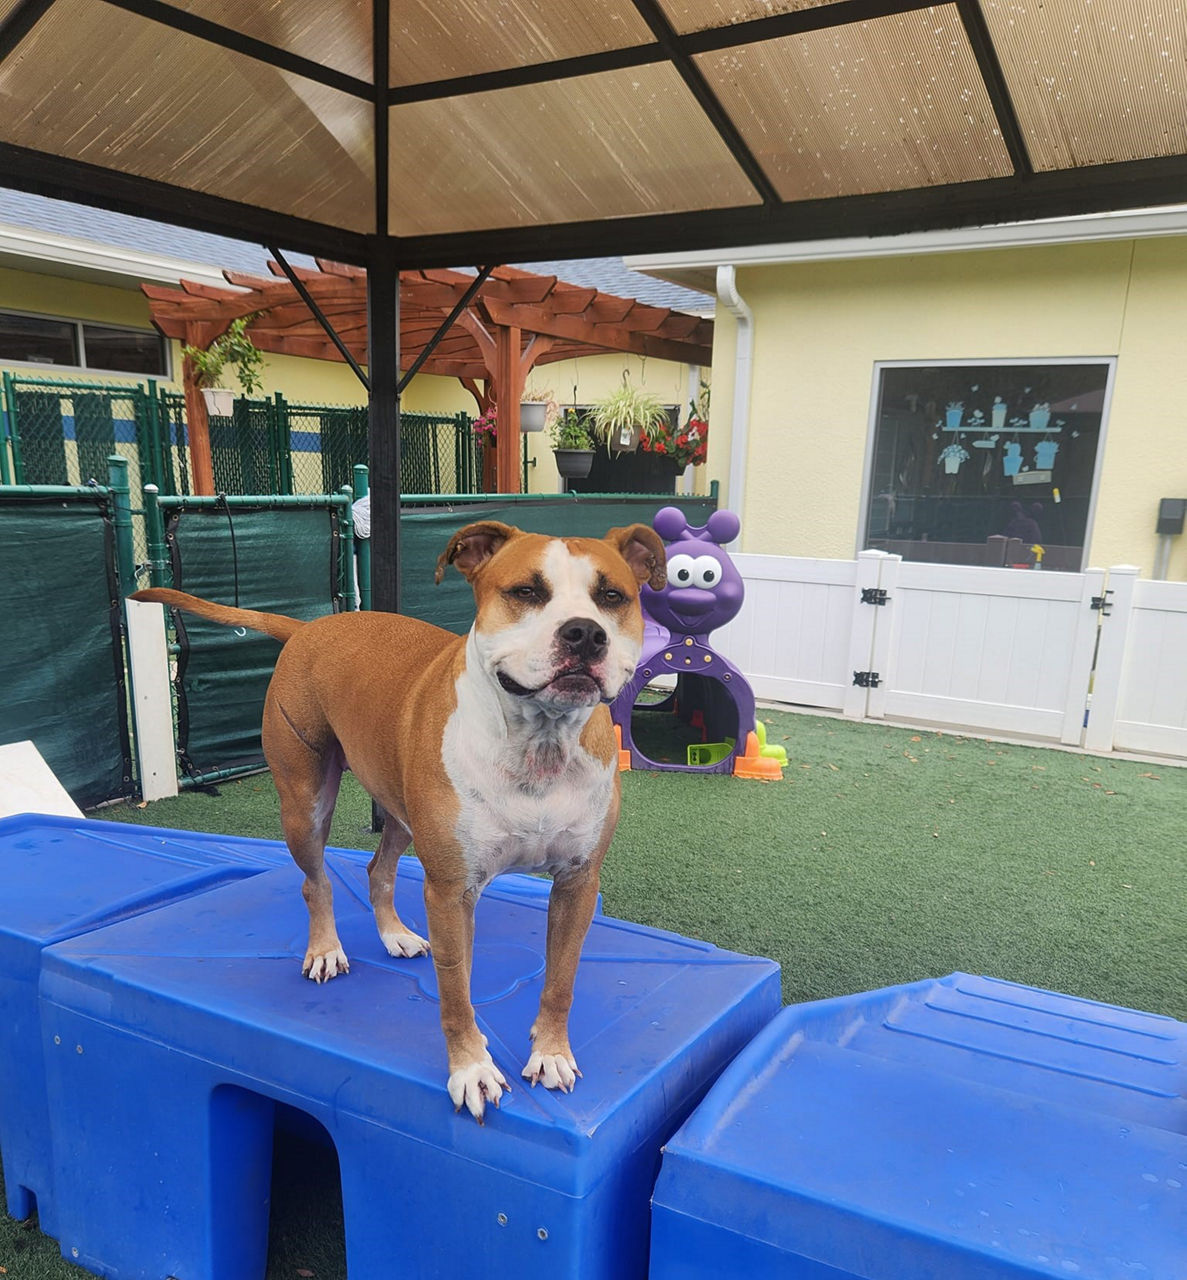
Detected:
[{"left": 4, "top": 708, "right": 1185, "bottom": 1277}]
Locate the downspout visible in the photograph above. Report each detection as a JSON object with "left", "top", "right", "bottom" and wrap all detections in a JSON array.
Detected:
[{"left": 716, "top": 265, "right": 752, "bottom": 546}]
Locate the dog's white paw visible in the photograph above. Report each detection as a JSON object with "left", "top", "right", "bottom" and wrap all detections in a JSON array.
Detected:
[
  {"left": 380, "top": 927, "right": 430, "bottom": 958},
  {"left": 521, "top": 1049, "right": 581, "bottom": 1093},
  {"left": 302, "top": 948, "right": 350, "bottom": 983},
  {"left": 447, "top": 1054, "right": 508, "bottom": 1123}
]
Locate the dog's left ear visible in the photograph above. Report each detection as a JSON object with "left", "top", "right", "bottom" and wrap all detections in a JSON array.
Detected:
[
  {"left": 435, "top": 521, "right": 519, "bottom": 583},
  {"left": 605, "top": 524, "right": 667, "bottom": 590}
]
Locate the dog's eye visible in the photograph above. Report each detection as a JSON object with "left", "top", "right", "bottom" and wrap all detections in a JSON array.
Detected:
[
  {"left": 599, "top": 587, "right": 626, "bottom": 606},
  {"left": 510, "top": 585, "right": 539, "bottom": 602}
]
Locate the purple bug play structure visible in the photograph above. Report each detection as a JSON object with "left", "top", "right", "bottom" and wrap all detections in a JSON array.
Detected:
[{"left": 611, "top": 507, "right": 783, "bottom": 780}]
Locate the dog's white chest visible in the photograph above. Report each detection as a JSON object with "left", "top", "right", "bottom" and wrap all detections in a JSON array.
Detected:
[{"left": 442, "top": 679, "right": 615, "bottom": 885}]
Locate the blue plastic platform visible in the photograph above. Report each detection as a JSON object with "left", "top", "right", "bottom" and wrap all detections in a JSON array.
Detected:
[
  {"left": 39, "top": 855, "right": 780, "bottom": 1279},
  {"left": 650, "top": 972, "right": 1187, "bottom": 1279},
  {"left": 0, "top": 813, "right": 287, "bottom": 1232},
  {"left": 0, "top": 812, "right": 562, "bottom": 1238}
]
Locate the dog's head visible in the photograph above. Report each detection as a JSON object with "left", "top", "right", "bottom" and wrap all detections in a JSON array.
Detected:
[{"left": 436, "top": 521, "right": 666, "bottom": 711}]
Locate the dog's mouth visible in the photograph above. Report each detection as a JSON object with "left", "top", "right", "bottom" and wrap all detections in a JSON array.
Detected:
[{"left": 497, "top": 666, "right": 605, "bottom": 701}]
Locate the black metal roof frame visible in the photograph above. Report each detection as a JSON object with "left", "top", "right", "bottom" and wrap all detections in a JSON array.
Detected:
[
  {"left": 3, "top": 0, "right": 1186, "bottom": 271},
  {"left": 5, "top": 0, "right": 1186, "bottom": 613}
]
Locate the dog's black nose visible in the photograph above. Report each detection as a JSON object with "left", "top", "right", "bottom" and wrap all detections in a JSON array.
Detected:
[{"left": 558, "top": 616, "right": 608, "bottom": 661}]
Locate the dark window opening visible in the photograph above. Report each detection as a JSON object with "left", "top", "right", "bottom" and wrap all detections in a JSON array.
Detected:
[{"left": 864, "top": 361, "right": 1112, "bottom": 571}]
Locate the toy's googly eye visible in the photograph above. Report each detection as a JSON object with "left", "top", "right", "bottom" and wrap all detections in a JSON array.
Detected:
[
  {"left": 667, "top": 553, "right": 696, "bottom": 586},
  {"left": 691, "top": 555, "right": 722, "bottom": 590}
]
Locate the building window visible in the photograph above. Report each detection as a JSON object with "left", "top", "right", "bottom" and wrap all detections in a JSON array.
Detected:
[
  {"left": 0, "top": 313, "right": 79, "bottom": 367},
  {"left": 863, "top": 360, "right": 1113, "bottom": 571},
  {"left": 0, "top": 310, "right": 167, "bottom": 377}
]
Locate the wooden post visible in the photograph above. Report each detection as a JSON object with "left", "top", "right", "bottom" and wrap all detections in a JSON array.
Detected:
[
  {"left": 181, "top": 323, "right": 219, "bottom": 495},
  {"left": 494, "top": 323, "right": 522, "bottom": 494}
]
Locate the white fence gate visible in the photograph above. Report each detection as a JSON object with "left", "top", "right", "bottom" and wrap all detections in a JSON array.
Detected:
[{"left": 719, "top": 553, "right": 1187, "bottom": 761}]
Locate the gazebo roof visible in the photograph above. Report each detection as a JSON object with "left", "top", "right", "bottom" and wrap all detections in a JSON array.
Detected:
[
  {"left": 2, "top": 1, "right": 1184, "bottom": 267},
  {"left": 143, "top": 260, "right": 715, "bottom": 382}
]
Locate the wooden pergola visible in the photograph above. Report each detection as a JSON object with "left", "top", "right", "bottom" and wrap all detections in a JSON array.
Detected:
[{"left": 143, "top": 260, "right": 713, "bottom": 495}]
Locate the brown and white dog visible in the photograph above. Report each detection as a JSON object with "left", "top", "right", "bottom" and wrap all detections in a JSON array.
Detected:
[{"left": 132, "top": 519, "right": 666, "bottom": 1121}]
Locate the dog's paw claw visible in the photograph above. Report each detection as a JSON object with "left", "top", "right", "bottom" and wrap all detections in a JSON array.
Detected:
[
  {"left": 302, "top": 948, "right": 350, "bottom": 982},
  {"left": 380, "top": 928, "right": 430, "bottom": 958},
  {"left": 521, "top": 1050, "right": 580, "bottom": 1093},
  {"left": 447, "top": 1056, "right": 508, "bottom": 1122}
]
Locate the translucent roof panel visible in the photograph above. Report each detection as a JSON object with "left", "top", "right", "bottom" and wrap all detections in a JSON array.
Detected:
[
  {"left": 0, "top": 0, "right": 375, "bottom": 233},
  {"left": 159, "top": 0, "right": 374, "bottom": 81},
  {"left": 388, "top": 63, "right": 761, "bottom": 235},
  {"left": 695, "top": 5, "right": 1014, "bottom": 200},
  {"left": 981, "top": 0, "right": 1187, "bottom": 170},
  {"left": 658, "top": 0, "right": 850, "bottom": 36},
  {"left": 390, "top": 0, "right": 654, "bottom": 88}
]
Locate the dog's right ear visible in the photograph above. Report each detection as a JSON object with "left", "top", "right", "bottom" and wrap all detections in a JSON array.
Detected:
[{"left": 435, "top": 521, "right": 519, "bottom": 584}]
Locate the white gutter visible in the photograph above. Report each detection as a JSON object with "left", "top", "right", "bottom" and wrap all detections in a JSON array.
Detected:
[
  {"left": 0, "top": 220, "right": 239, "bottom": 290},
  {"left": 716, "top": 265, "right": 752, "bottom": 546},
  {"left": 630, "top": 203, "right": 1187, "bottom": 278}
]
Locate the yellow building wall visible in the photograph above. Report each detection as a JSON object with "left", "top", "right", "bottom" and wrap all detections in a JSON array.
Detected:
[
  {"left": 3, "top": 265, "right": 703, "bottom": 496},
  {"left": 719, "top": 236, "right": 1187, "bottom": 576}
]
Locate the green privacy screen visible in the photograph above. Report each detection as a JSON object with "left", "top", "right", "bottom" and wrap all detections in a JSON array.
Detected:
[
  {"left": 0, "top": 495, "right": 131, "bottom": 807},
  {"left": 168, "top": 505, "right": 343, "bottom": 779},
  {"left": 399, "top": 494, "right": 717, "bottom": 634}
]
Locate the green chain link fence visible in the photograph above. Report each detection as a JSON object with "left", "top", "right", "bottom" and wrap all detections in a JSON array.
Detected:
[{"left": 1, "top": 373, "right": 480, "bottom": 502}]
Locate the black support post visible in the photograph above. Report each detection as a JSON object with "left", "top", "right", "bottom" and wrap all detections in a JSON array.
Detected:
[{"left": 367, "top": 247, "right": 401, "bottom": 614}]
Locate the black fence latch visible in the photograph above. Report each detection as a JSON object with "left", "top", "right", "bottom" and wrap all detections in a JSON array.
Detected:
[
  {"left": 1091, "top": 592, "right": 1113, "bottom": 616},
  {"left": 861, "top": 587, "right": 889, "bottom": 606},
  {"left": 852, "top": 671, "right": 881, "bottom": 688}
]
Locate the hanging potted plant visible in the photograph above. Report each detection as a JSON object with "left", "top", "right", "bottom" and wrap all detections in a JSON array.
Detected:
[
  {"left": 550, "top": 408, "right": 596, "bottom": 480},
  {"left": 181, "top": 315, "right": 265, "bottom": 417},
  {"left": 588, "top": 372, "right": 670, "bottom": 454},
  {"left": 519, "top": 385, "right": 557, "bottom": 433}
]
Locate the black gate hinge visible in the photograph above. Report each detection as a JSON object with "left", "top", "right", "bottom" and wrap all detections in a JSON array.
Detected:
[
  {"left": 861, "top": 587, "right": 889, "bottom": 606},
  {"left": 853, "top": 670, "right": 881, "bottom": 688},
  {"left": 1091, "top": 592, "right": 1113, "bottom": 616}
]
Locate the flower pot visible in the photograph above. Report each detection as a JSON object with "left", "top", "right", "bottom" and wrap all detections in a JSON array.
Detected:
[
  {"left": 991, "top": 401, "right": 1007, "bottom": 430},
  {"left": 201, "top": 387, "right": 235, "bottom": 417},
  {"left": 519, "top": 401, "right": 547, "bottom": 432},
  {"left": 945, "top": 408, "right": 963, "bottom": 429},
  {"left": 611, "top": 423, "right": 641, "bottom": 453},
  {"left": 553, "top": 448, "right": 594, "bottom": 480}
]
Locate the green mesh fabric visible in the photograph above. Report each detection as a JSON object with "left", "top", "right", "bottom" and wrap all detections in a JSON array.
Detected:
[
  {"left": 0, "top": 496, "right": 131, "bottom": 807},
  {"left": 399, "top": 495, "right": 717, "bottom": 634},
  {"left": 169, "top": 506, "right": 342, "bottom": 777}
]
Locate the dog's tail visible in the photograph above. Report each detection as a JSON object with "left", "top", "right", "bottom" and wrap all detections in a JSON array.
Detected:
[{"left": 130, "top": 588, "right": 305, "bottom": 644}]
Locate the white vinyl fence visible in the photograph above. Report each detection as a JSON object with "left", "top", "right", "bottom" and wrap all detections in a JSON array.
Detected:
[{"left": 717, "top": 552, "right": 1187, "bottom": 761}]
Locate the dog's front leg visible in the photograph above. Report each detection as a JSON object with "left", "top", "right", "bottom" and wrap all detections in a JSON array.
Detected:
[
  {"left": 522, "top": 861, "right": 601, "bottom": 1092},
  {"left": 423, "top": 876, "right": 508, "bottom": 1121}
]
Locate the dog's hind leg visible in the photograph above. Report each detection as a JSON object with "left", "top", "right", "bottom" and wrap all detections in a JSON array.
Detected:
[
  {"left": 367, "top": 818, "right": 430, "bottom": 958},
  {"left": 264, "top": 699, "right": 349, "bottom": 982}
]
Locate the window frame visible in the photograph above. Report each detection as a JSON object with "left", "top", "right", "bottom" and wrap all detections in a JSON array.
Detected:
[
  {"left": 857, "top": 356, "right": 1117, "bottom": 570},
  {"left": 0, "top": 307, "right": 171, "bottom": 379}
]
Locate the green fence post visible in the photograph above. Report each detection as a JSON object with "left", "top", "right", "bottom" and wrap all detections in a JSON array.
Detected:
[
  {"left": 0, "top": 371, "right": 10, "bottom": 485},
  {"left": 339, "top": 485, "right": 358, "bottom": 611},
  {"left": 143, "top": 484, "right": 170, "bottom": 587},
  {"left": 107, "top": 454, "right": 138, "bottom": 596},
  {"left": 2, "top": 370, "right": 24, "bottom": 483},
  {"left": 274, "top": 391, "right": 294, "bottom": 494},
  {"left": 353, "top": 463, "right": 370, "bottom": 611},
  {"left": 140, "top": 381, "right": 166, "bottom": 492}
]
